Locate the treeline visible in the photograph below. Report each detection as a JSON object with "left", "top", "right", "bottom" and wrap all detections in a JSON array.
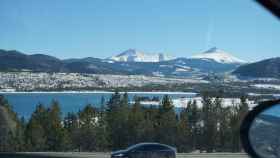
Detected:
[{"left": 0, "top": 92, "right": 248, "bottom": 153}]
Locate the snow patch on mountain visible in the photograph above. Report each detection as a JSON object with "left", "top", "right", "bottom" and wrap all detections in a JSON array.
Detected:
[
  {"left": 109, "top": 49, "right": 174, "bottom": 62},
  {"left": 191, "top": 47, "right": 246, "bottom": 64}
]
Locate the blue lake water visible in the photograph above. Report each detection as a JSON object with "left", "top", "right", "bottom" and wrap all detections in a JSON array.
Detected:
[{"left": 1, "top": 92, "right": 197, "bottom": 118}]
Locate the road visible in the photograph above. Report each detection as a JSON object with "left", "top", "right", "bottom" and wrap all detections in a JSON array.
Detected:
[{"left": 0, "top": 152, "right": 250, "bottom": 158}]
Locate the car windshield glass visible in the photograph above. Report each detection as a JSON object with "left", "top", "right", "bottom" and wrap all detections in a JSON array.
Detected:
[{"left": 0, "top": 0, "right": 279, "bottom": 157}]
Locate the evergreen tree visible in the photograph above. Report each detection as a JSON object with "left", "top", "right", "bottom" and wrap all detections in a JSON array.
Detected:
[
  {"left": 229, "top": 105, "right": 240, "bottom": 152},
  {"left": 186, "top": 100, "right": 200, "bottom": 150},
  {"left": 46, "top": 100, "right": 68, "bottom": 151},
  {"left": 106, "top": 91, "right": 130, "bottom": 149},
  {"left": 127, "top": 98, "right": 145, "bottom": 144},
  {"left": 239, "top": 96, "right": 249, "bottom": 123},
  {"left": 176, "top": 107, "right": 192, "bottom": 152},
  {"left": 0, "top": 96, "right": 13, "bottom": 151},
  {"left": 118, "top": 92, "right": 130, "bottom": 146},
  {"left": 217, "top": 106, "right": 232, "bottom": 151},
  {"left": 95, "top": 109, "right": 109, "bottom": 151},
  {"left": 142, "top": 106, "right": 157, "bottom": 142},
  {"left": 0, "top": 96, "right": 24, "bottom": 152},
  {"left": 64, "top": 112, "right": 80, "bottom": 151},
  {"left": 12, "top": 117, "right": 26, "bottom": 151},
  {"left": 100, "top": 96, "right": 106, "bottom": 116},
  {"left": 156, "top": 95, "right": 177, "bottom": 146},
  {"left": 25, "top": 104, "right": 48, "bottom": 151},
  {"left": 106, "top": 91, "right": 121, "bottom": 149},
  {"left": 78, "top": 104, "right": 98, "bottom": 151},
  {"left": 201, "top": 93, "right": 217, "bottom": 152},
  {"left": 229, "top": 96, "right": 249, "bottom": 152},
  {"left": 25, "top": 117, "right": 47, "bottom": 151}
]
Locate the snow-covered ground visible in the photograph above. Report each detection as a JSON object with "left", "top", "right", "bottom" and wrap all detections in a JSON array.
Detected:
[
  {"left": 191, "top": 47, "right": 246, "bottom": 64},
  {"left": 252, "top": 84, "right": 280, "bottom": 90},
  {"left": 109, "top": 49, "right": 173, "bottom": 62},
  {"left": 247, "top": 93, "right": 280, "bottom": 97},
  {"left": 137, "top": 97, "right": 257, "bottom": 109}
]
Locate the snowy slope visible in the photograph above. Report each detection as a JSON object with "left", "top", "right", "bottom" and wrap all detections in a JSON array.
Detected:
[
  {"left": 191, "top": 47, "right": 246, "bottom": 64},
  {"left": 109, "top": 49, "right": 173, "bottom": 62}
]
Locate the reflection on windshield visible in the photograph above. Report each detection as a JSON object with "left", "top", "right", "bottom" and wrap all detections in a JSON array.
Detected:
[
  {"left": 249, "top": 104, "right": 280, "bottom": 158},
  {"left": 263, "top": 105, "right": 280, "bottom": 117}
]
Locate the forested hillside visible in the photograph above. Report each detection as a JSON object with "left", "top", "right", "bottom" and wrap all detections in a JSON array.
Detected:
[
  {"left": 233, "top": 57, "right": 280, "bottom": 78},
  {"left": 0, "top": 91, "right": 248, "bottom": 153}
]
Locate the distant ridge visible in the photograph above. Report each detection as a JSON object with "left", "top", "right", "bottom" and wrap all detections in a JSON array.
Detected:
[{"left": 0, "top": 48, "right": 250, "bottom": 77}]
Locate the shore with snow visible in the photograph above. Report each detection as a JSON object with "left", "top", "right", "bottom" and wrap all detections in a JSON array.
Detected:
[{"left": 0, "top": 91, "right": 198, "bottom": 95}]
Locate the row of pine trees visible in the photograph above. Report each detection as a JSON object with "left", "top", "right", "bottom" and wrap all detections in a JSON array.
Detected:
[{"left": 0, "top": 91, "right": 249, "bottom": 153}]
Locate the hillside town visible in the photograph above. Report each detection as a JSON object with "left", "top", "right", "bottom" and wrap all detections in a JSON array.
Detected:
[{"left": 0, "top": 72, "right": 208, "bottom": 91}]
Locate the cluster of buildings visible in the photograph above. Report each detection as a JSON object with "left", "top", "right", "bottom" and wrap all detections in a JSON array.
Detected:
[{"left": 0, "top": 72, "right": 207, "bottom": 91}]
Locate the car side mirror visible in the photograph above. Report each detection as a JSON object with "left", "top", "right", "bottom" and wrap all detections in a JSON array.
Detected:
[{"left": 240, "top": 99, "right": 280, "bottom": 158}]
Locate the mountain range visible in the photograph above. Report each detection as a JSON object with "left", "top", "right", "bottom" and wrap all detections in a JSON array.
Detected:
[
  {"left": 108, "top": 49, "right": 174, "bottom": 62},
  {"left": 233, "top": 57, "right": 280, "bottom": 79},
  {"left": 0, "top": 48, "right": 278, "bottom": 79}
]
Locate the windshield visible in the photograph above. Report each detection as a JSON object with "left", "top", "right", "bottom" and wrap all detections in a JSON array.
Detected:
[{"left": 0, "top": 0, "right": 279, "bottom": 157}]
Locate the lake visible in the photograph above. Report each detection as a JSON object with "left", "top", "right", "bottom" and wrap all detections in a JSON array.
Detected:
[{"left": 0, "top": 91, "right": 197, "bottom": 118}]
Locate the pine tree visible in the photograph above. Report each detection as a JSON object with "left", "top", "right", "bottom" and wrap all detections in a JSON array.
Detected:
[
  {"left": 186, "top": 100, "right": 200, "bottom": 150},
  {"left": 217, "top": 106, "right": 232, "bottom": 151},
  {"left": 25, "top": 104, "right": 48, "bottom": 151},
  {"left": 201, "top": 93, "right": 217, "bottom": 152},
  {"left": 229, "top": 96, "right": 249, "bottom": 152},
  {"left": 176, "top": 107, "right": 192, "bottom": 152},
  {"left": 229, "top": 105, "right": 240, "bottom": 152},
  {"left": 78, "top": 104, "right": 98, "bottom": 151},
  {"left": 127, "top": 98, "right": 145, "bottom": 144},
  {"left": 64, "top": 112, "right": 80, "bottom": 151},
  {"left": 105, "top": 91, "right": 130, "bottom": 149},
  {"left": 25, "top": 117, "right": 47, "bottom": 151},
  {"left": 156, "top": 95, "right": 177, "bottom": 146},
  {"left": 0, "top": 95, "right": 24, "bottom": 152},
  {"left": 12, "top": 117, "right": 26, "bottom": 151},
  {"left": 106, "top": 91, "right": 121, "bottom": 149},
  {"left": 46, "top": 100, "right": 68, "bottom": 151},
  {"left": 213, "top": 97, "right": 232, "bottom": 151},
  {"left": 142, "top": 106, "right": 157, "bottom": 142},
  {"left": 239, "top": 96, "right": 249, "bottom": 123},
  {"left": 95, "top": 109, "right": 109, "bottom": 151},
  {"left": 100, "top": 96, "right": 106, "bottom": 116}
]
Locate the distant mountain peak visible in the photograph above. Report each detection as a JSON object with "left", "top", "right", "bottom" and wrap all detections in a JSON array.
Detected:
[
  {"left": 109, "top": 49, "right": 173, "bottom": 62},
  {"left": 117, "top": 49, "right": 139, "bottom": 56},
  {"left": 191, "top": 47, "right": 246, "bottom": 64},
  {"left": 203, "top": 47, "right": 219, "bottom": 53}
]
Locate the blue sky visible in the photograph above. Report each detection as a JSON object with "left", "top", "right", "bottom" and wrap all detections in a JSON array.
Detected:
[{"left": 1, "top": 0, "right": 280, "bottom": 61}]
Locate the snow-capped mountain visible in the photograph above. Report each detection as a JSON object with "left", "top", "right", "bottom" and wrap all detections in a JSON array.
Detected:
[
  {"left": 109, "top": 49, "right": 173, "bottom": 62},
  {"left": 191, "top": 47, "right": 246, "bottom": 64},
  {"left": 0, "top": 48, "right": 249, "bottom": 78}
]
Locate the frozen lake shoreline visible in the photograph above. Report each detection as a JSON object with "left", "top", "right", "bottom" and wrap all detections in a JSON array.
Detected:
[
  {"left": 0, "top": 91, "right": 198, "bottom": 95},
  {"left": 1, "top": 92, "right": 196, "bottom": 118},
  {"left": 2, "top": 92, "right": 257, "bottom": 118}
]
